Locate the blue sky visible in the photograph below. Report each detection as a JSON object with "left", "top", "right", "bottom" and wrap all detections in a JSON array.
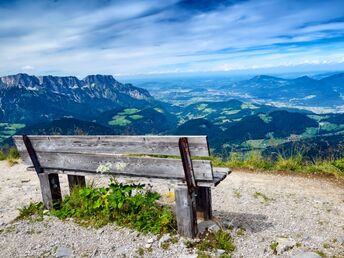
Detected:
[{"left": 0, "top": 0, "right": 344, "bottom": 77}]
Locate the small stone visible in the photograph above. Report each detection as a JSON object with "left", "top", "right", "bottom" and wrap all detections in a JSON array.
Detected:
[
  {"left": 198, "top": 221, "right": 220, "bottom": 234},
  {"left": 159, "top": 233, "right": 171, "bottom": 247},
  {"left": 145, "top": 243, "right": 152, "bottom": 249},
  {"left": 208, "top": 224, "right": 221, "bottom": 233},
  {"left": 217, "top": 249, "right": 225, "bottom": 255},
  {"left": 56, "top": 246, "right": 72, "bottom": 258},
  {"left": 43, "top": 210, "right": 49, "bottom": 215},
  {"left": 338, "top": 235, "right": 344, "bottom": 245},
  {"left": 276, "top": 237, "right": 296, "bottom": 254},
  {"left": 291, "top": 251, "right": 322, "bottom": 258},
  {"left": 21, "top": 179, "right": 30, "bottom": 183},
  {"left": 147, "top": 237, "right": 155, "bottom": 244}
]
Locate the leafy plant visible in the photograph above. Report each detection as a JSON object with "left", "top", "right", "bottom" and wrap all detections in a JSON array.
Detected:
[
  {"left": 189, "top": 230, "right": 235, "bottom": 256},
  {"left": 16, "top": 202, "right": 45, "bottom": 222},
  {"left": 51, "top": 180, "right": 176, "bottom": 234},
  {"left": 270, "top": 241, "right": 278, "bottom": 254}
]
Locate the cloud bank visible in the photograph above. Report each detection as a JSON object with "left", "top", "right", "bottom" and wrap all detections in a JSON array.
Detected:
[{"left": 0, "top": 0, "right": 344, "bottom": 77}]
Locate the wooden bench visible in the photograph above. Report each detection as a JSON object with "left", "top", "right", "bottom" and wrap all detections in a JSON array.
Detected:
[{"left": 14, "top": 135, "right": 231, "bottom": 238}]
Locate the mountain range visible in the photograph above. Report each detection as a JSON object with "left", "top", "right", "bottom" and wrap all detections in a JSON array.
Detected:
[
  {"left": 1, "top": 72, "right": 344, "bottom": 159},
  {"left": 0, "top": 73, "right": 152, "bottom": 123}
]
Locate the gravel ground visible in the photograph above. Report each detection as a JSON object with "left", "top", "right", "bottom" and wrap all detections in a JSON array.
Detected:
[{"left": 0, "top": 161, "right": 343, "bottom": 258}]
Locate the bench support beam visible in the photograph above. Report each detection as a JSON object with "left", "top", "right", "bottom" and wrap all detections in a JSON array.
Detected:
[
  {"left": 175, "top": 185, "right": 198, "bottom": 238},
  {"left": 196, "top": 186, "right": 212, "bottom": 220},
  {"left": 38, "top": 173, "right": 62, "bottom": 210},
  {"left": 67, "top": 175, "right": 86, "bottom": 192}
]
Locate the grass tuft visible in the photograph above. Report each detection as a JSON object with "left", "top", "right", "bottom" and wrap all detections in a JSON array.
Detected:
[
  {"left": 213, "top": 151, "right": 344, "bottom": 179},
  {"left": 15, "top": 202, "right": 45, "bottom": 222},
  {"left": 0, "top": 147, "right": 20, "bottom": 166},
  {"left": 188, "top": 230, "right": 235, "bottom": 257}
]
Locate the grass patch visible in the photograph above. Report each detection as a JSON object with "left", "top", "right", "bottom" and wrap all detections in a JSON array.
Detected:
[
  {"left": 108, "top": 116, "right": 132, "bottom": 126},
  {"left": 0, "top": 147, "right": 20, "bottom": 166},
  {"left": 50, "top": 180, "right": 176, "bottom": 234},
  {"left": 118, "top": 108, "right": 140, "bottom": 115},
  {"left": 129, "top": 114, "right": 143, "bottom": 120},
  {"left": 253, "top": 192, "right": 271, "bottom": 202},
  {"left": 15, "top": 202, "right": 45, "bottom": 222},
  {"left": 214, "top": 151, "right": 344, "bottom": 179},
  {"left": 188, "top": 230, "right": 235, "bottom": 257}
]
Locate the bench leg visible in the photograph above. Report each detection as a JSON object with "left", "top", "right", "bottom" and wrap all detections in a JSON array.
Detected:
[
  {"left": 67, "top": 175, "right": 86, "bottom": 192},
  {"left": 196, "top": 187, "right": 212, "bottom": 220},
  {"left": 174, "top": 185, "right": 198, "bottom": 238},
  {"left": 38, "top": 173, "right": 62, "bottom": 210}
]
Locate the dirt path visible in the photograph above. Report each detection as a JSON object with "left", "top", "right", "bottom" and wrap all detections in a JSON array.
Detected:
[{"left": 0, "top": 161, "right": 343, "bottom": 257}]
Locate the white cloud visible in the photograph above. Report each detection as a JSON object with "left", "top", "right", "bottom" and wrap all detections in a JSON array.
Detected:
[{"left": 0, "top": 0, "right": 343, "bottom": 76}]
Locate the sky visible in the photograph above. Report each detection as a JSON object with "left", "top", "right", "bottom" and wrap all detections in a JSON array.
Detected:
[{"left": 0, "top": 0, "right": 344, "bottom": 78}]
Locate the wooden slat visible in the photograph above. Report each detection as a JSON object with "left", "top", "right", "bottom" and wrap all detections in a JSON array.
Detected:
[
  {"left": 26, "top": 152, "right": 214, "bottom": 181},
  {"left": 13, "top": 135, "right": 210, "bottom": 157}
]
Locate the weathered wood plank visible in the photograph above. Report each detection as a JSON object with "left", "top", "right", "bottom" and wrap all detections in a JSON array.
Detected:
[
  {"left": 67, "top": 175, "right": 86, "bottom": 192},
  {"left": 175, "top": 185, "right": 198, "bottom": 238},
  {"left": 38, "top": 173, "right": 62, "bottom": 209},
  {"left": 196, "top": 187, "right": 212, "bottom": 220},
  {"left": 27, "top": 152, "right": 214, "bottom": 181},
  {"left": 13, "top": 135, "right": 210, "bottom": 157}
]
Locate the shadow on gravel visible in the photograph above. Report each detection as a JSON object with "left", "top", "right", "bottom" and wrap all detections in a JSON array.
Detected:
[{"left": 213, "top": 210, "right": 273, "bottom": 233}]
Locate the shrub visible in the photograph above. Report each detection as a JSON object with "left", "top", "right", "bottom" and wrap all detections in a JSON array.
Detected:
[
  {"left": 51, "top": 181, "right": 176, "bottom": 234},
  {"left": 275, "top": 153, "right": 303, "bottom": 171}
]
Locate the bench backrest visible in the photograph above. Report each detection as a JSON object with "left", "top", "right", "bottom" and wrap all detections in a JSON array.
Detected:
[{"left": 14, "top": 135, "right": 214, "bottom": 184}]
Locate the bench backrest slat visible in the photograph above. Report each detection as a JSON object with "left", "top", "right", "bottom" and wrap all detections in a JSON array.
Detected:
[
  {"left": 33, "top": 152, "right": 213, "bottom": 181},
  {"left": 14, "top": 135, "right": 214, "bottom": 183},
  {"left": 13, "top": 135, "right": 210, "bottom": 157}
]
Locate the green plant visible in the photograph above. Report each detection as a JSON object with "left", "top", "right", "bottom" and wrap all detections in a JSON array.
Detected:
[
  {"left": 253, "top": 192, "right": 271, "bottom": 202},
  {"left": 233, "top": 190, "right": 241, "bottom": 198},
  {"left": 275, "top": 153, "right": 303, "bottom": 171},
  {"left": 136, "top": 247, "right": 145, "bottom": 256},
  {"left": 314, "top": 250, "right": 326, "bottom": 257},
  {"left": 193, "top": 230, "right": 235, "bottom": 256},
  {"left": 51, "top": 181, "right": 176, "bottom": 234},
  {"left": 15, "top": 202, "right": 45, "bottom": 222},
  {"left": 0, "top": 150, "right": 6, "bottom": 161},
  {"left": 270, "top": 241, "right": 278, "bottom": 254},
  {"left": 236, "top": 227, "right": 246, "bottom": 236}
]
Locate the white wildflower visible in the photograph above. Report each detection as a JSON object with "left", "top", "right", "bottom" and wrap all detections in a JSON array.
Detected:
[
  {"left": 96, "top": 163, "right": 112, "bottom": 173},
  {"left": 115, "top": 162, "right": 127, "bottom": 171}
]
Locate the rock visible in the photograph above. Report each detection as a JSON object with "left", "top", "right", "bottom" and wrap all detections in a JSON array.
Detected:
[
  {"left": 216, "top": 249, "right": 225, "bottom": 255},
  {"left": 338, "top": 235, "right": 344, "bottom": 245},
  {"left": 208, "top": 224, "right": 221, "bottom": 233},
  {"left": 276, "top": 237, "right": 296, "bottom": 254},
  {"left": 56, "top": 246, "right": 72, "bottom": 257},
  {"left": 145, "top": 243, "right": 152, "bottom": 249},
  {"left": 147, "top": 237, "right": 156, "bottom": 244},
  {"left": 291, "top": 251, "right": 322, "bottom": 258},
  {"left": 198, "top": 221, "right": 220, "bottom": 234},
  {"left": 178, "top": 254, "right": 198, "bottom": 258},
  {"left": 223, "top": 220, "right": 234, "bottom": 230},
  {"left": 159, "top": 233, "right": 171, "bottom": 247}
]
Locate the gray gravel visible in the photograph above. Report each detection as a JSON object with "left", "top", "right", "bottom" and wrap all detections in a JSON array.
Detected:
[{"left": 0, "top": 161, "right": 343, "bottom": 257}]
